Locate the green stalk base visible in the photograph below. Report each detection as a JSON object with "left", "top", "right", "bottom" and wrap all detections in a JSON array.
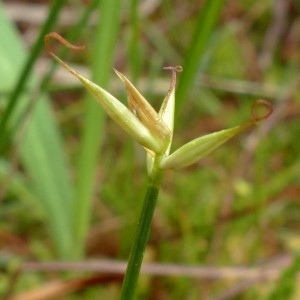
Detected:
[{"left": 120, "top": 180, "right": 160, "bottom": 300}]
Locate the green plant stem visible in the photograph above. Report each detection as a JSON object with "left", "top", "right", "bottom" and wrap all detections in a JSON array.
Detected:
[
  {"left": 175, "top": 0, "right": 224, "bottom": 116},
  {"left": 0, "top": 0, "right": 67, "bottom": 151},
  {"left": 73, "top": 0, "right": 122, "bottom": 259},
  {"left": 120, "top": 167, "right": 163, "bottom": 300}
]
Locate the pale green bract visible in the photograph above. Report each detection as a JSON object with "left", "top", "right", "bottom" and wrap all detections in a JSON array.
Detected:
[{"left": 159, "top": 125, "right": 245, "bottom": 169}]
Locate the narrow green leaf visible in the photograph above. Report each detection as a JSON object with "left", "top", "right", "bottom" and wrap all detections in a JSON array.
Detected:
[
  {"left": 176, "top": 0, "right": 225, "bottom": 113},
  {"left": 21, "top": 100, "right": 74, "bottom": 256},
  {"left": 73, "top": 0, "right": 122, "bottom": 258},
  {"left": 0, "top": 4, "right": 74, "bottom": 258},
  {"left": 0, "top": 0, "right": 68, "bottom": 150},
  {"left": 128, "top": 0, "right": 142, "bottom": 80}
]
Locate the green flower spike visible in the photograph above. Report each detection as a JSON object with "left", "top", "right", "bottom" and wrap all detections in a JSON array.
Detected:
[{"left": 45, "top": 33, "right": 273, "bottom": 173}]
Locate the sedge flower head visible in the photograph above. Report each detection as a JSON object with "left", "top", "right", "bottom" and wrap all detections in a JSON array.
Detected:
[{"left": 45, "top": 33, "right": 273, "bottom": 174}]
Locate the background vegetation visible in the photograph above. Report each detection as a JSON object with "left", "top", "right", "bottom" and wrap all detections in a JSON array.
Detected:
[{"left": 0, "top": 0, "right": 300, "bottom": 299}]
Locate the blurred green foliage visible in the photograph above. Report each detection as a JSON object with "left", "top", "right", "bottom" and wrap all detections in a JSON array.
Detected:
[{"left": 0, "top": 0, "right": 299, "bottom": 299}]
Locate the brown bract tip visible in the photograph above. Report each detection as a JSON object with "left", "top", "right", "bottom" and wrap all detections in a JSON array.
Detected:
[
  {"left": 163, "top": 66, "right": 182, "bottom": 96},
  {"left": 251, "top": 99, "right": 273, "bottom": 124},
  {"left": 163, "top": 65, "right": 183, "bottom": 73},
  {"left": 44, "top": 32, "right": 85, "bottom": 56}
]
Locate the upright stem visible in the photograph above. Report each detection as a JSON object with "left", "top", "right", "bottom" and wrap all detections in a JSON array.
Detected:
[
  {"left": 0, "top": 0, "right": 68, "bottom": 152},
  {"left": 120, "top": 165, "right": 163, "bottom": 299}
]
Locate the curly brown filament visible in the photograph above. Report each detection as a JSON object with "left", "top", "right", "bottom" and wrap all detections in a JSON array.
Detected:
[
  {"left": 44, "top": 32, "right": 85, "bottom": 55},
  {"left": 251, "top": 99, "right": 273, "bottom": 124},
  {"left": 163, "top": 66, "right": 183, "bottom": 98}
]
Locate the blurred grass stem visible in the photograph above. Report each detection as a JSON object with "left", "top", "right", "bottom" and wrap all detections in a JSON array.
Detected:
[
  {"left": 0, "top": 0, "right": 67, "bottom": 151},
  {"left": 73, "top": 0, "right": 121, "bottom": 259}
]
